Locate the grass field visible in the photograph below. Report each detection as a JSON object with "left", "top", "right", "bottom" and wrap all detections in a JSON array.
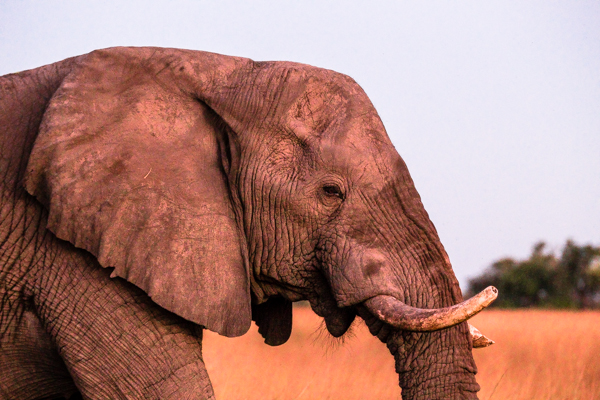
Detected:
[{"left": 203, "top": 308, "right": 600, "bottom": 399}]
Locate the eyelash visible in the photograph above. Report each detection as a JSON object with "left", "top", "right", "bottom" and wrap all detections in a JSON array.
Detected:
[{"left": 322, "top": 184, "right": 345, "bottom": 200}]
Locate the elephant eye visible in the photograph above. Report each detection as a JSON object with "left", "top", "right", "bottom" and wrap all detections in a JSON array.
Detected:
[{"left": 322, "top": 184, "right": 344, "bottom": 200}]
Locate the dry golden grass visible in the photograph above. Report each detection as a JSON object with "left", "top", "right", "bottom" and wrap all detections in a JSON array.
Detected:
[
  {"left": 471, "top": 310, "right": 600, "bottom": 400},
  {"left": 203, "top": 307, "right": 400, "bottom": 399},
  {"left": 203, "top": 308, "right": 600, "bottom": 399}
]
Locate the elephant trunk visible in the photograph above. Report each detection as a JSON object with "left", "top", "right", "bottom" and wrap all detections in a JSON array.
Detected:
[
  {"left": 389, "top": 327, "right": 481, "bottom": 399},
  {"left": 358, "top": 307, "right": 481, "bottom": 399},
  {"left": 355, "top": 283, "right": 497, "bottom": 398}
]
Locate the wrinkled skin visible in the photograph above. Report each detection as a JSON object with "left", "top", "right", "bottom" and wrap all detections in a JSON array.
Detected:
[{"left": 0, "top": 48, "right": 479, "bottom": 399}]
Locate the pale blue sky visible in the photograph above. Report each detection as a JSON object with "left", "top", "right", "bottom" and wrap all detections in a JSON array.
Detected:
[{"left": 1, "top": 1, "right": 598, "bottom": 287}]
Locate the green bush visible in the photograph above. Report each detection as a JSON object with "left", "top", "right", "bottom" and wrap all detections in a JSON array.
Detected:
[{"left": 467, "top": 240, "right": 600, "bottom": 309}]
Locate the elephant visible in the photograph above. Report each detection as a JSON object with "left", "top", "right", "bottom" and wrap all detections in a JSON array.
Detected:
[{"left": 0, "top": 47, "right": 497, "bottom": 400}]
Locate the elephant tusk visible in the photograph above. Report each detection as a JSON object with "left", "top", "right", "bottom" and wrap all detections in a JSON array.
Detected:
[
  {"left": 469, "top": 323, "right": 495, "bottom": 348},
  {"left": 363, "top": 286, "right": 498, "bottom": 332}
]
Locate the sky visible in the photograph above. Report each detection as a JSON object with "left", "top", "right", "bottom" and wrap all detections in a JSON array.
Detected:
[{"left": 1, "top": 1, "right": 598, "bottom": 288}]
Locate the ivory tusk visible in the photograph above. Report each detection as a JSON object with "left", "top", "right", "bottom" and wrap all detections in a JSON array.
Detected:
[
  {"left": 363, "top": 286, "right": 498, "bottom": 332},
  {"left": 469, "top": 323, "right": 495, "bottom": 348}
]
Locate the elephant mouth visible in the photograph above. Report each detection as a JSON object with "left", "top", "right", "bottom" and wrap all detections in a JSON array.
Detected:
[{"left": 356, "top": 286, "right": 498, "bottom": 347}]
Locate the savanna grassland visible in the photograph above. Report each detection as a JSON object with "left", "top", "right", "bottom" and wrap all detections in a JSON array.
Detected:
[{"left": 203, "top": 308, "right": 600, "bottom": 400}]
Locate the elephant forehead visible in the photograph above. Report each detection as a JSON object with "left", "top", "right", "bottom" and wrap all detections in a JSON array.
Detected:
[
  {"left": 252, "top": 62, "right": 408, "bottom": 186},
  {"left": 257, "top": 62, "right": 367, "bottom": 118},
  {"left": 318, "top": 126, "right": 406, "bottom": 186}
]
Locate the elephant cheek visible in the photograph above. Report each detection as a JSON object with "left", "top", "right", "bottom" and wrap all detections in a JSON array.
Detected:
[{"left": 327, "top": 246, "right": 403, "bottom": 307}]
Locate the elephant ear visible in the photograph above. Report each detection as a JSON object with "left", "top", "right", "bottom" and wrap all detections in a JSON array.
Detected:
[
  {"left": 252, "top": 297, "right": 293, "bottom": 346},
  {"left": 24, "top": 49, "right": 251, "bottom": 337}
]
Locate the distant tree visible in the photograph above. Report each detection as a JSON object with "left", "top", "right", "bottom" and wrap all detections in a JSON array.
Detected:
[
  {"left": 557, "top": 240, "right": 600, "bottom": 308},
  {"left": 467, "top": 240, "right": 600, "bottom": 309}
]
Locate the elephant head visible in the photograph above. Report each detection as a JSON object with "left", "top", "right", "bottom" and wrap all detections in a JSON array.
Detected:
[{"left": 22, "top": 47, "right": 495, "bottom": 398}]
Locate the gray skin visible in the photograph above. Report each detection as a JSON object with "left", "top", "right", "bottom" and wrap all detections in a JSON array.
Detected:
[{"left": 0, "top": 47, "right": 479, "bottom": 399}]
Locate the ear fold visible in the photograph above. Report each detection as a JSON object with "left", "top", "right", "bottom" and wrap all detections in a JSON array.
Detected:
[{"left": 24, "top": 49, "right": 251, "bottom": 337}]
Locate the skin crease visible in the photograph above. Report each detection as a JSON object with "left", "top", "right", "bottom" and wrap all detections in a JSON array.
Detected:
[{"left": 0, "top": 48, "right": 479, "bottom": 399}]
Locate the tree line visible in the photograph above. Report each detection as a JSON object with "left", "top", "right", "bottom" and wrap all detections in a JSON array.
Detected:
[{"left": 467, "top": 240, "right": 600, "bottom": 309}]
